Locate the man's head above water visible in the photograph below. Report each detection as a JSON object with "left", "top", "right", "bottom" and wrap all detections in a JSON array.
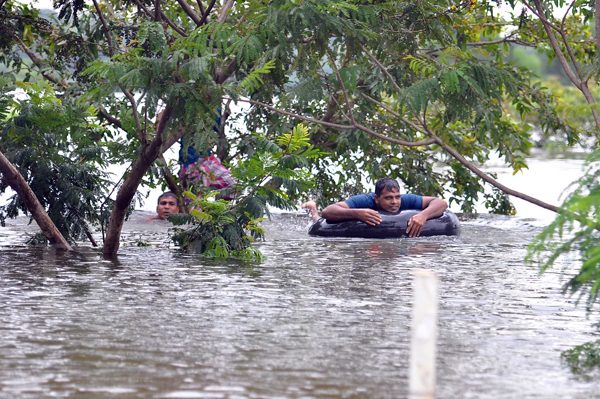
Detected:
[
  {"left": 374, "top": 177, "right": 402, "bottom": 213},
  {"left": 156, "top": 192, "right": 180, "bottom": 220}
]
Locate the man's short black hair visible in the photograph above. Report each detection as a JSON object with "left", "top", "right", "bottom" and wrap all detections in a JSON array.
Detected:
[
  {"left": 157, "top": 192, "right": 179, "bottom": 206},
  {"left": 375, "top": 178, "right": 400, "bottom": 196}
]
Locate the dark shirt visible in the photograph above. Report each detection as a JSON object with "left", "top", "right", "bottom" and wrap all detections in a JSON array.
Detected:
[{"left": 344, "top": 193, "right": 423, "bottom": 211}]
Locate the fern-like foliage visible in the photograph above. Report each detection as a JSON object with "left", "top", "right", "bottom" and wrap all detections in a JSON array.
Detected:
[
  {"left": 172, "top": 124, "right": 323, "bottom": 259},
  {"left": 170, "top": 191, "right": 264, "bottom": 260},
  {"left": 240, "top": 60, "right": 276, "bottom": 93}
]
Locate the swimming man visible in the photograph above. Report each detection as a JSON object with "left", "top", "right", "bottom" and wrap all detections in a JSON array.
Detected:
[
  {"left": 152, "top": 192, "right": 180, "bottom": 220},
  {"left": 302, "top": 178, "right": 448, "bottom": 237}
]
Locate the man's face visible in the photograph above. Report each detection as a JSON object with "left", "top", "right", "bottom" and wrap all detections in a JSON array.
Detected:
[
  {"left": 156, "top": 197, "right": 179, "bottom": 220},
  {"left": 374, "top": 188, "right": 401, "bottom": 213}
]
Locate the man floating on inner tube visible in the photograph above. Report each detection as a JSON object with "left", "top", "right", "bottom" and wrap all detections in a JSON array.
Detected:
[{"left": 302, "top": 177, "right": 448, "bottom": 237}]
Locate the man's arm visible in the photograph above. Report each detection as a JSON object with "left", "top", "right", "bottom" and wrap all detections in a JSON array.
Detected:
[
  {"left": 321, "top": 202, "right": 383, "bottom": 226},
  {"left": 406, "top": 197, "right": 448, "bottom": 237}
]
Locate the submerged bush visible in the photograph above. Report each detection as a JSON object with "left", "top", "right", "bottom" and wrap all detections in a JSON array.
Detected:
[
  {"left": 170, "top": 192, "right": 264, "bottom": 261},
  {"left": 562, "top": 339, "right": 600, "bottom": 374},
  {"left": 170, "top": 124, "right": 322, "bottom": 260}
]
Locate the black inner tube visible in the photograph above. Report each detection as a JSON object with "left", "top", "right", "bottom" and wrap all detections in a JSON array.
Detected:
[{"left": 308, "top": 209, "right": 460, "bottom": 238}]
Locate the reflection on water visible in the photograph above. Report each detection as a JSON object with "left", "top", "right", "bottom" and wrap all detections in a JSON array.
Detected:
[{"left": 0, "top": 210, "right": 599, "bottom": 399}]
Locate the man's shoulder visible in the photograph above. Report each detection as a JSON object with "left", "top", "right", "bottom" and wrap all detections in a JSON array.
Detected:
[
  {"left": 400, "top": 193, "right": 423, "bottom": 210},
  {"left": 345, "top": 193, "right": 376, "bottom": 209}
]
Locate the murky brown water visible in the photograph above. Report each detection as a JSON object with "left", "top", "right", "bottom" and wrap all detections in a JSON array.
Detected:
[{"left": 0, "top": 208, "right": 599, "bottom": 398}]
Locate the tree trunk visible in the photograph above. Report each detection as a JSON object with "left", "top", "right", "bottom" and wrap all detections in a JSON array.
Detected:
[
  {"left": 102, "top": 148, "right": 160, "bottom": 254},
  {"left": 102, "top": 105, "right": 177, "bottom": 254},
  {"left": 0, "top": 150, "right": 73, "bottom": 251}
]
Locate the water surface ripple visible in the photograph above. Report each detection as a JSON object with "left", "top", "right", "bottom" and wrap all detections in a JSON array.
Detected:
[{"left": 0, "top": 212, "right": 598, "bottom": 398}]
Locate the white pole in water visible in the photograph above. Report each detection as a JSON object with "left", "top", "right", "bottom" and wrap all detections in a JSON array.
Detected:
[{"left": 408, "top": 269, "right": 439, "bottom": 399}]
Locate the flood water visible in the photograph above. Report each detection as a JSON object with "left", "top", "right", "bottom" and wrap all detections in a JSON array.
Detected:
[{"left": 1, "top": 152, "right": 600, "bottom": 398}]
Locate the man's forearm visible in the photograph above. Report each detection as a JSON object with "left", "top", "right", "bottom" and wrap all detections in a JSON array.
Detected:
[
  {"left": 321, "top": 205, "right": 360, "bottom": 221},
  {"left": 420, "top": 198, "right": 448, "bottom": 220}
]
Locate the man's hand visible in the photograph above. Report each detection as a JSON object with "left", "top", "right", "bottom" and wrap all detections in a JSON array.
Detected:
[
  {"left": 321, "top": 202, "right": 383, "bottom": 225},
  {"left": 356, "top": 209, "right": 382, "bottom": 226},
  {"left": 407, "top": 213, "right": 428, "bottom": 237}
]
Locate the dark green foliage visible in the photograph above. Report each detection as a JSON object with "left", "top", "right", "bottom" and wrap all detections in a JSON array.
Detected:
[
  {"left": 172, "top": 125, "right": 321, "bottom": 259},
  {"left": 237, "top": 1, "right": 572, "bottom": 213},
  {"left": 170, "top": 192, "right": 264, "bottom": 260},
  {"left": 484, "top": 185, "right": 516, "bottom": 215},
  {"left": 562, "top": 339, "right": 600, "bottom": 374},
  {"left": 0, "top": 76, "right": 112, "bottom": 243},
  {"left": 54, "top": 0, "right": 86, "bottom": 26}
]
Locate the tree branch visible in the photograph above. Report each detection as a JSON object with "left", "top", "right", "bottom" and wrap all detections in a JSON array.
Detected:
[
  {"left": 175, "top": 0, "right": 202, "bottom": 26},
  {"left": 360, "top": 44, "right": 403, "bottom": 95},
  {"left": 0, "top": 150, "right": 73, "bottom": 251},
  {"left": 199, "top": 0, "right": 217, "bottom": 25},
  {"left": 122, "top": 90, "right": 144, "bottom": 142},
  {"left": 98, "top": 109, "right": 123, "bottom": 129},
  {"left": 424, "top": 35, "right": 538, "bottom": 55},
  {"left": 92, "top": 0, "right": 114, "bottom": 58},
  {"left": 529, "top": 0, "right": 600, "bottom": 134},
  {"left": 421, "top": 126, "right": 559, "bottom": 212},
  {"left": 328, "top": 53, "right": 355, "bottom": 124},
  {"left": 526, "top": 0, "right": 582, "bottom": 88},
  {"left": 236, "top": 96, "right": 561, "bottom": 214},
  {"left": 232, "top": 97, "right": 440, "bottom": 147},
  {"left": 91, "top": 0, "right": 145, "bottom": 138},
  {"left": 596, "top": 0, "right": 600, "bottom": 66},
  {"left": 215, "top": 57, "right": 238, "bottom": 84},
  {"left": 132, "top": 0, "right": 187, "bottom": 36},
  {"left": 13, "top": 36, "right": 66, "bottom": 88},
  {"left": 132, "top": 0, "right": 153, "bottom": 18},
  {"left": 154, "top": 0, "right": 162, "bottom": 21},
  {"left": 217, "top": 0, "right": 235, "bottom": 22},
  {"left": 360, "top": 93, "right": 437, "bottom": 145},
  {"left": 161, "top": 12, "right": 188, "bottom": 36},
  {"left": 196, "top": 0, "right": 205, "bottom": 15}
]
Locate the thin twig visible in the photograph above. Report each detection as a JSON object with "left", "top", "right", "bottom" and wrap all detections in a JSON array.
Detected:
[
  {"left": 328, "top": 53, "right": 355, "bottom": 124},
  {"left": 122, "top": 90, "right": 144, "bottom": 142},
  {"left": 13, "top": 36, "right": 67, "bottom": 88},
  {"left": 199, "top": 0, "right": 217, "bottom": 25},
  {"left": 360, "top": 44, "right": 403, "bottom": 95},
  {"left": 524, "top": 0, "right": 582, "bottom": 86},
  {"left": 196, "top": 0, "right": 205, "bottom": 15},
  {"left": 92, "top": 0, "right": 114, "bottom": 57},
  {"left": 360, "top": 93, "right": 437, "bottom": 146},
  {"left": 132, "top": 0, "right": 187, "bottom": 37}
]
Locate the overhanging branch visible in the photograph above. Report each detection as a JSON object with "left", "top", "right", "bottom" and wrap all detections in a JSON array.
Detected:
[{"left": 233, "top": 95, "right": 561, "bottom": 214}]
